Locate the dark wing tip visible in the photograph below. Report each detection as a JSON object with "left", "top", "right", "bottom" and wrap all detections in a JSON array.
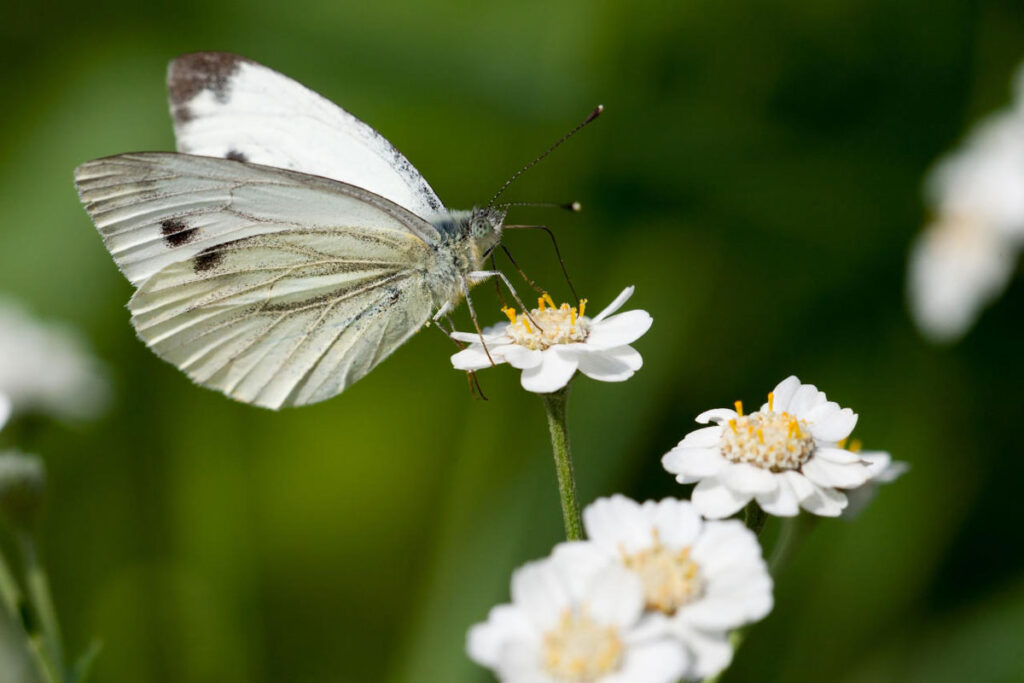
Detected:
[{"left": 167, "top": 52, "right": 252, "bottom": 114}]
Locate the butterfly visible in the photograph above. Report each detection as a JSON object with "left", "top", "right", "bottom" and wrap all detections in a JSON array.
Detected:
[{"left": 75, "top": 52, "right": 596, "bottom": 410}]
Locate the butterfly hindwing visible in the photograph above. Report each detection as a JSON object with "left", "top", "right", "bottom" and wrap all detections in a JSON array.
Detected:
[{"left": 167, "top": 52, "right": 444, "bottom": 220}]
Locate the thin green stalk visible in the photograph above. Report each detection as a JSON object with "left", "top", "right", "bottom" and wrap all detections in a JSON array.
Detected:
[
  {"left": 540, "top": 386, "right": 584, "bottom": 541},
  {"left": 768, "top": 514, "right": 817, "bottom": 576},
  {"left": 742, "top": 501, "right": 767, "bottom": 536},
  {"left": 19, "top": 533, "right": 64, "bottom": 681},
  {"left": 0, "top": 545, "right": 58, "bottom": 683}
]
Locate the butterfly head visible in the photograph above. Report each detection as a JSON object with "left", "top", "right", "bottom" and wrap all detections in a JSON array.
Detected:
[{"left": 468, "top": 206, "right": 507, "bottom": 258}]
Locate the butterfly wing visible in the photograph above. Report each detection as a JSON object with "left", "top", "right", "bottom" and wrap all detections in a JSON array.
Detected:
[
  {"left": 167, "top": 52, "right": 445, "bottom": 220},
  {"left": 75, "top": 152, "right": 442, "bottom": 409}
]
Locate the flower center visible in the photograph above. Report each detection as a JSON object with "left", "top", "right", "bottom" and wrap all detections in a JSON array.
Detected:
[
  {"left": 502, "top": 294, "right": 589, "bottom": 351},
  {"left": 542, "top": 608, "right": 624, "bottom": 682},
  {"left": 720, "top": 398, "right": 815, "bottom": 471},
  {"left": 623, "top": 539, "right": 703, "bottom": 614}
]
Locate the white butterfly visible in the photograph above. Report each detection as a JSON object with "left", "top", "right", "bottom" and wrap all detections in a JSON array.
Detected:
[{"left": 75, "top": 52, "right": 529, "bottom": 409}]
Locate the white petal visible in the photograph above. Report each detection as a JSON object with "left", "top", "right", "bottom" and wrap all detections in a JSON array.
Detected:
[
  {"left": 695, "top": 408, "right": 738, "bottom": 425},
  {"left": 808, "top": 408, "right": 858, "bottom": 442},
  {"left": 549, "top": 542, "right": 614, "bottom": 596},
  {"left": 582, "top": 496, "right": 655, "bottom": 555},
  {"left": 678, "top": 425, "right": 723, "bottom": 448},
  {"left": 801, "top": 456, "right": 870, "bottom": 489},
  {"left": 466, "top": 604, "right": 534, "bottom": 667},
  {"left": 691, "top": 477, "right": 751, "bottom": 519},
  {"left": 586, "top": 564, "right": 644, "bottom": 629},
  {"left": 814, "top": 447, "right": 862, "bottom": 464},
  {"left": 755, "top": 474, "right": 800, "bottom": 516},
  {"left": 768, "top": 376, "right": 801, "bottom": 412},
  {"left": 649, "top": 498, "right": 703, "bottom": 549},
  {"left": 575, "top": 346, "right": 642, "bottom": 381},
  {"left": 0, "top": 394, "right": 10, "bottom": 432},
  {"left": 510, "top": 561, "right": 571, "bottom": 629},
  {"left": 519, "top": 350, "right": 578, "bottom": 393},
  {"left": 789, "top": 383, "right": 827, "bottom": 416},
  {"left": 661, "top": 446, "right": 726, "bottom": 481},
  {"left": 795, "top": 478, "right": 848, "bottom": 516},
  {"left": 591, "top": 286, "right": 635, "bottom": 322},
  {"left": 676, "top": 626, "right": 734, "bottom": 679},
  {"left": 721, "top": 462, "right": 778, "bottom": 495},
  {"left": 501, "top": 345, "right": 544, "bottom": 369},
  {"left": 450, "top": 329, "right": 508, "bottom": 344},
  {"left": 451, "top": 346, "right": 502, "bottom": 371},
  {"left": 609, "top": 639, "right": 688, "bottom": 683},
  {"left": 782, "top": 470, "right": 817, "bottom": 501},
  {"left": 585, "top": 311, "right": 653, "bottom": 349}
]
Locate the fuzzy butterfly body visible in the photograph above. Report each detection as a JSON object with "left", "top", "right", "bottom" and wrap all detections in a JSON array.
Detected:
[{"left": 75, "top": 52, "right": 505, "bottom": 409}]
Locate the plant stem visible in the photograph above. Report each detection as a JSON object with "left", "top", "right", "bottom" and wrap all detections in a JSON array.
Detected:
[
  {"left": 0, "top": 544, "right": 58, "bottom": 683},
  {"left": 742, "top": 501, "right": 767, "bottom": 536},
  {"left": 768, "top": 514, "right": 817, "bottom": 576},
  {"left": 19, "top": 532, "right": 64, "bottom": 681},
  {"left": 541, "top": 386, "right": 584, "bottom": 541}
]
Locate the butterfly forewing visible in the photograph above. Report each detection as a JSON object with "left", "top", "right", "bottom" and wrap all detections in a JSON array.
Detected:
[
  {"left": 75, "top": 152, "right": 443, "bottom": 408},
  {"left": 167, "top": 52, "right": 444, "bottom": 220}
]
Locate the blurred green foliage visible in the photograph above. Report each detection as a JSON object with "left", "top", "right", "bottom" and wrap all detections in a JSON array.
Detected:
[{"left": 0, "top": 0, "right": 1023, "bottom": 681}]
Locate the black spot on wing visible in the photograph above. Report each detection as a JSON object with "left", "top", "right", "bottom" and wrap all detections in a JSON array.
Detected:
[
  {"left": 193, "top": 246, "right": 224, "bottom": 273},
  {"left": 167, "top": 52, "right": 249, "bottom": 110},
  {"left": 225, "top": 149, "right": 247, "bottom": 162},
  {"left": 161, "top": 219, "right": 199, "bottom": 247}
]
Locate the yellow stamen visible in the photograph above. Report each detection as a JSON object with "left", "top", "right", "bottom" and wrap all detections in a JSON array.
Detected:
[
  {"left": 768, "top": 391, "right": 774, "bottom": 411},
  {"left": 837, "top": 437, "right": 848, "bottom": 449},
  {"left": 571, "top": 307, "right": 578, "bottom": 326},
  {"left": 756, "top": 427, "right": 764, "bottom": 444},
  {"left": 537, "top": 297, "right": 546, "bottom": 311},
  {"left": 502, "top": 306, "right": 517, "bottom": 323},
  {"left": 543, "top": 292, "right": 557, "bottom": 309},
  {"left": 734, "top": 400, "right": 744, "bottom": 416},
  {"left": 848, "top": 438, "right": 862, "bottom": 453},
  {"left": 728, "top": 418, "right": 738, "bottom": 434},
  {"left": 522, "top": 316, "right": 533, "bottom": 334},
  {"left": 579, "top": 299, "right": 587, "bottom": 317}
]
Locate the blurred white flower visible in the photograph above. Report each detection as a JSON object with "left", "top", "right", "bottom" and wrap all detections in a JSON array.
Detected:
[
  {"left": 0, "top": 394, "right": 9, "bottom": 433},
  {"left": 576, "top": 495, "right": 772, "bottom": 680},
  {"left": 467, "top": 549, "right": 686, "bottom": 683},
  {"left": 662, "top": 376, "right": 872, "bottom": 519},
  {"left": 450, "top": 287, "right": 652, "bottom": 394},
  {"left": 909, "top": 69, "right": 1024, "bottom": 341},
  {"left": 842, "top": 447, "right": 909, "bottom": 519},
  {"left": 0, "top": 299, "right": 108, "bottom": 420}
]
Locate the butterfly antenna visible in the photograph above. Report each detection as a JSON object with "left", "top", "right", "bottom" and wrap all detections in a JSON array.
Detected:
[
  {"left": 503, "top": 225, "right": 580, "bottom": 305},
  {"left": 485, "top": 105, "right": 604, "bottom": 210},
  {"left": 500, "top": 201, "right": 583, "bottom": 213}
]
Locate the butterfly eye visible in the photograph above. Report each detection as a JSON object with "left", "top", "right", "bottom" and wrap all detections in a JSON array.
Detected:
[{"left": 471, "top": 217, "right": 491, "bottom": 237}]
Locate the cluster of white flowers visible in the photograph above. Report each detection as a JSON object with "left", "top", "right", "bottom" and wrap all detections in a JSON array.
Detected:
[
  {"left": 468, "top": 496, "right": 772, "bottom": 682},
  {"left": 0, "top": 299, "right": 109, "bottom": 420},
  {"left": 457, "top": 292, "right": 907, "bottom": 681},
  {"left": 908, "top": 63, "right": 1024, "bottom": 342}
]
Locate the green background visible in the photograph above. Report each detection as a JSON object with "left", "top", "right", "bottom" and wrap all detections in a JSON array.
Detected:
[{"left": 1, "top": 0, "right": 1023, "bottom": 681}]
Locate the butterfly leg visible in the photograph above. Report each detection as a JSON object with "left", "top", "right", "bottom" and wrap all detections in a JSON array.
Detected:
[
  {"left": 467, "top": 269, "right": 544, "bottom": 331},
  {"left": 461, "top": 276, "right": 497, "bottom": 366},
  {"left": 429, "top": 313, "right": 488, "bottom": 400}
]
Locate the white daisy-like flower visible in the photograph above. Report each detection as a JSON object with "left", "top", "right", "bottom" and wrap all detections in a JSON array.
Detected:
[
  {"left": 662, "top": 376, "right": 873, "bottom": 519},
  {"left": 909, "top": 71, "right": 1024, "bottom": 341},
  {"left": 467, "top": 548, "right": 687, "bottom": 683},
  {"left": 842, "top": 446, "right": 910, "bottom": 519},
  {"left": 450, "top": 286, "right": 652, "bottom": 394},
  {"left": 0, "top": 299, "right": 108, "bottom": 420},
  {"left": 575, "top": 495, "right": 773, "bottom": 680}
]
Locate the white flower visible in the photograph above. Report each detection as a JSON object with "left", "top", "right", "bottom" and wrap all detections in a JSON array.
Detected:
[
  {"left": 842, "top": 448, "right": 909, "bottom": 519},
  {"left": 0, "top": 299, "right": 108, "bottom": 420},
  {"left": 662, "top": 376, "right": 873, "bottom": 519},
  {"left": 909, "top": 72, "right": 1024, "bottom": 341},
  {"left": 450, "top": 287, "right": 652, "bottom": 394},
  {"left": 576, "top": 495, "right": 773, "bottom": 680},
  {"left": 0, "top": 394, "right": 9, "bottom": 433},
  {"left": 467, "top": 549, "right": 687, "bottom": 683}
]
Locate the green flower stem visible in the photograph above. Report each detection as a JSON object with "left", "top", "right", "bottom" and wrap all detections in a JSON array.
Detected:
[
  {"left": 541, "top": 386, "right": 584, "bottom": 541},
  {"left": 742, "top": 501, "right": 767, "bottom": 536},
  {"left": 19, "top": 532, "right": 65, "bottom": 681},
  {"left": 0, "top": 546, "right": 58, "bottom": 683}
]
